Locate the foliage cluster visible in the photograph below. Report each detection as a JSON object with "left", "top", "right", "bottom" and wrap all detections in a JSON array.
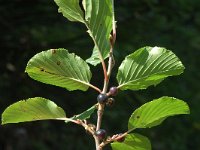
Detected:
[{"left": 0, "top": 0, "right": 199, "bottom": 150}]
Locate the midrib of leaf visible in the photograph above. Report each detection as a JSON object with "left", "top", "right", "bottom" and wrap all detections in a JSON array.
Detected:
[
  {"left": 69, "top": 77, "right": 94, "bottom": 88},
  {"left": 84, "top": 21, "right": 105, "bottom": 63},
  {"left": 34, "top": 68, "right": 92, "bottom": 89},
  {"left": 118, "top": 68, "right": 183, "bottom": 89}
]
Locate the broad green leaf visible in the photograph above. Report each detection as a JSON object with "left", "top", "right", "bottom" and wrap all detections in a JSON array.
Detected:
[
  {"left": 2, "top": 97, "right": 66, "bottom": 124},
  {"left": 117, "top": 46, "right": 185, "bottom": 90},
  {"left": 111, "top": 133, "right": 151, "bottom": 150},
  {"left": 26, "top": 49, "right": 92, "bottom": 91},
  {"left": 128, "top": 96, "right": 190, "bottom": 129},
  {"left": 54, "top": 0, "right": 84, "bottom": 23},
  {"left": 54, "top": 0, "right": 113, "bottom": 66},
  {"left": 65, "top": 104, "right": 97, "bottom": 123}
]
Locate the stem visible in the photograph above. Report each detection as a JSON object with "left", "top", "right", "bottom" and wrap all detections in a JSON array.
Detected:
[
  {"left": 99, "top": 128, "right": 136, "bottom": 148},
  {"left": 94, "top": 136, "right": 101, "bottom": 150},
  {"left": 96, "top": 104, "right": 104, "bottom": 130},
  {"left": 96, "top": 1, "right": 116, "bottom": 149},
  {"left": 102, "top": 0, "right": 116, "bottom": 93},
  {"left": 95, "top": 103, "right": 104, "bottom": 150},
  {"left": 78, "top": 121, "right": 102, "bottom": 150}
]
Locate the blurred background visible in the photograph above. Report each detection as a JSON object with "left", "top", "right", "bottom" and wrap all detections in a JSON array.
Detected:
[{"left": 0, "top": 0, "right": 200, "bottom": 149}]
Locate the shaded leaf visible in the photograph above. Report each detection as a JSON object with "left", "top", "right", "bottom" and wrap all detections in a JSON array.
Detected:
[
  {"left": 2, "top": 97, "right": 66, "bottom": 124},
  {"left": 117, "top": 47, "right": 185, "bottom": 90},
  {"left": 128, "top": 96, "right": 190, "bottom": 129},
  {"left": 26, "top": 49, "right": 92, "bottom": 91},
  {"left": 65, "top": 105, "right": 97, "bottom": 123},
  {"left": 111, "top": 133, "right": 151, "bottom": 150}
]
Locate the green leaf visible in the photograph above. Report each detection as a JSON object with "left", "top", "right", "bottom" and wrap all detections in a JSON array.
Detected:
[
  {"left": 26, "top": 49, "right": 92, "bottom": 91},
  {"left": 84, "top": 0, "right": 112, "bottom": 65},
  {"left": 2, "top": 97, "right": 66, "bottom": 124},
  {"left": 54, "top": 0, "right": 84, "bottom": 23},
  {"left": 82, "top": 0, "right": 93, "bottom": 21},
  {"left": 54, "top": 0, "right": 113, "bottom": 66},
  {"left": 111, "top": 133, "right": 151, "bottom": 150},
  {"left": 65, "top": 105, "right": 97, "bottom": 123},
  {"left": 86, "top": 46, "right": 109, "bottom": 66},
  {"left": 117, "top": 46, "right": 185, "bottom": 90},
  {"left": 128, "top": 96, "right": 190, "bottom": 129}
]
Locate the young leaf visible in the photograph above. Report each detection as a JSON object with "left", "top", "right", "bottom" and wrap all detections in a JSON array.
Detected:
[
  {"left": 117, "top": 47, "right": 185, "bottom": 91},
  {"left": 54, "top": 0, "right": 113, "bottom": 66},
  {"left": 111, "top": 133, "right": 151, "bottom": 150},
  {"left": 26, "top": 49, "right": 92, "bottom": 91},
  {"left": 65, "top": 104, "right": 97, "bottom": 123},
  {"left": 128, "top": 96, "right": 190, "bottom": 129},
  {"left": 2, "top": 97, "right": 66, "bottom": 124}
]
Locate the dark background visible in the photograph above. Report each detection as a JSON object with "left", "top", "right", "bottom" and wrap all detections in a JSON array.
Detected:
[{"left": 0, "top": 0, "right": 200, "bottom": 150}]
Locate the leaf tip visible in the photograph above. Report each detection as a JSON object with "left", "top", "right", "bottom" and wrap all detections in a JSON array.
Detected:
[
  {"left": 185, "top": 103, "right": 190, "bottom": 114},
  {"left": 1, "top": 115, "right": 7, "bottom": 125}
]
